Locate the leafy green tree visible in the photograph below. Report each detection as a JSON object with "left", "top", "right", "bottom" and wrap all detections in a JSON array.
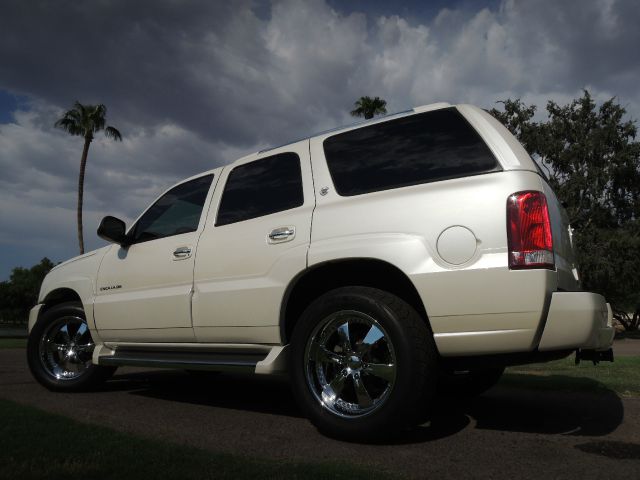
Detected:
[
  {"left": 490, "top": 91, "right": 640, "bottom": 329},
  {"left": 55, "top": 102, "right": 122, "bottom": 254},
  {"left": 577, "top": 225, "right": 640, "bottom": 331},
  {"left": 0, "top": 258, "right": 55, "bottom": 325},
  {"left": 350, "top": 96, "right": 388, "bottom": 120}
]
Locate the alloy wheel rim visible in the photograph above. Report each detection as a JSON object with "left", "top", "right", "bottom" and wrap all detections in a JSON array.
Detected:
[
  {"left": 304, "top": 310, "right": 397, "bottom": 418},
  {"left": 38, "top": 315, "right": 94, "bottom": 381}
]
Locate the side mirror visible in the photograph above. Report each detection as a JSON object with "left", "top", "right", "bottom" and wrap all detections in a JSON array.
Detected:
[{"left": 97, "top": 216, "right": 130, "bottom": 246}]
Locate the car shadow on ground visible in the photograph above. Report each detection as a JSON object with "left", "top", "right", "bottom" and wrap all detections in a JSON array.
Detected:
[
  {"left": 105, "top": 369, "right": 302, "bottom": 418},
  {"left": 104, "top": 369, "right": 625, "bottom": 445}
]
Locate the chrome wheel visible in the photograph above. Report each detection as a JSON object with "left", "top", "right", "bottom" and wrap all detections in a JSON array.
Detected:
[
  {"left": 38, "top": 315, "right": 94, "bottom": 381},
  {"left": 304, "top": 310, "right": 397, "bottom": 418}
]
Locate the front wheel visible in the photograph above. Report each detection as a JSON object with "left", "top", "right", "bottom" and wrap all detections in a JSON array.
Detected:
[
  {"left": 290, "top": 287, "right": 438, "bottom": 441},
  {"left": 27, "top": 301, "right": 116, "bottom": 391}
]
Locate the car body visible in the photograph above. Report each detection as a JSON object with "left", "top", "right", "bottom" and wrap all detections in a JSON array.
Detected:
[{"left": 27, "top": 102, "right": 615, "bottom": 439}]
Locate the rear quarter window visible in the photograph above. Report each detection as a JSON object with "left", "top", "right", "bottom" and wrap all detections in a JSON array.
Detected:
[{"left": 323, "top": 108, "right": 500, "bottom": 196}]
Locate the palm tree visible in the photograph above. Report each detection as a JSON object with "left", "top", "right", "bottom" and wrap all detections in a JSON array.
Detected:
[
  {"left": 350, "top": 96, "right": 388, "bottom": 120},
  {"left": 55, "top": 102, "right": 122, "bottom": 254}
]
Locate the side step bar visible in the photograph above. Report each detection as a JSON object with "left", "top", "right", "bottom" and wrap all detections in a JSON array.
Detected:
[
  {"left": 96, "top": 345, "right": 289, "bottom": 374},
  {"left": 99, "top": 349, "right": 267, "bottom": 372}
]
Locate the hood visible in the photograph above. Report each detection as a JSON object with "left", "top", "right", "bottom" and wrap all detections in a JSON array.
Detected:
[
  {"left": 50, "top": 249, "right": 102, "bottom": 272},
  {"left": 38, "top": 246, "right": 112, "bottom": 303}
]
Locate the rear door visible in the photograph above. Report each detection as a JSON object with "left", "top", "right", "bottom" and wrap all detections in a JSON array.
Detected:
[{"left": 192, "top": 142, "right": 314, "bottom": 344}]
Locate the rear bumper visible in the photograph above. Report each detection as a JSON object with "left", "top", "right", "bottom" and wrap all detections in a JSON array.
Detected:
[{"left": 538, "top": 292, "right": 614, "bottom": 352}]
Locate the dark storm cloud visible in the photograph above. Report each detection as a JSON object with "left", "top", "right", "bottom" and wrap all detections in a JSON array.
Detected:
[
  {"left": 4, "top": 0, "right": 638, "bottom": 150},
  {"left": 0, "top": 0, "right": 367, "bottom": 149},
  {"left": 0, "top": 0, "right": 267, "bottom": 146}
]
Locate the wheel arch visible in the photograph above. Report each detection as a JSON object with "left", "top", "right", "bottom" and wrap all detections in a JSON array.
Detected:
[
  {"left": 28, "top": 287, "right": 84, "bottom": 333},
  {"left": 280, "top": 258, "right": 430, "bottom": 343},
  {"left": 40, "top": 288, "right": 83, "bottom": 314}
]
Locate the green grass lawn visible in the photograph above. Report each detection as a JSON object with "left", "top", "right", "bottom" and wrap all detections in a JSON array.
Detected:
[
  {"left": 503, "top": 355, "right": 640, "bottom": 397},
  {"left": 0, "top": 338, "right": 26, "bottom": 349},
  {"left": 0, "top": 398, "right": 392, "bottom": 480}
]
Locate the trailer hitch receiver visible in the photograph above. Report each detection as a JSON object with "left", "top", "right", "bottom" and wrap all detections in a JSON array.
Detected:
[{"left": 575, "top": 348, "right": 614, "bottom": 365}]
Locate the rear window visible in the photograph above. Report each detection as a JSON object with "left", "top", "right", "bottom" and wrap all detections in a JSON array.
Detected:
[
  {"left": 216, "top": 152, "right": 304, "bottom": 226},
  {"left": 323, "top": 108, "right": 500, "bottom": 196}
]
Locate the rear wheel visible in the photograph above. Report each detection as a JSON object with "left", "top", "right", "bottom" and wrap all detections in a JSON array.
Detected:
[
  {"left": 290, "top": 287, "right": 438, "bottom": 441},
  {"left": 27, "top": 301, "right": 116, "bottom": 391}
]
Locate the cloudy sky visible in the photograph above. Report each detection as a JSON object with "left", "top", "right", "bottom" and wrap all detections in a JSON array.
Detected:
[{"left": 1, "top": 0, "right": 639, "bottom": 279}]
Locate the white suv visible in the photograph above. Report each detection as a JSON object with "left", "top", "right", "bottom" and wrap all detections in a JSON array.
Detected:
[{"left": 27, "top": 103, "right": 614, "bottom": 440}]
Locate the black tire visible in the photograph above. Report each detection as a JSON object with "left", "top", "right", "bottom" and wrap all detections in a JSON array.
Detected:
[
  {"left": 438, "top": 367, "right": 505, "bottom": 398},
  {"left": 27, "top": 301, "right": 117, "bottom": 391},
  {"left": 290, "top": 286, "right": 438, "bottom": 441}
]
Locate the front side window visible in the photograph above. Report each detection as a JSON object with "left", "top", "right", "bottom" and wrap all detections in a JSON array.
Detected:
[
  {"left": 132, "top": 174, "right": 213, "bottom": 243},
  {"left": 216, "top": 153, "right": 304, "bottom": 226},
  {"left": 323, "top": 108, "right": 500, "bottom": 196}
]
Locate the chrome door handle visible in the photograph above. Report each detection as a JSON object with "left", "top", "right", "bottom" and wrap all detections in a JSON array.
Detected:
[
  {"left": 173, "top": 247, "right": 192, "bottom": 260},
  {"left": 268, "top": 226, "right": 296, "bottom": 244}
]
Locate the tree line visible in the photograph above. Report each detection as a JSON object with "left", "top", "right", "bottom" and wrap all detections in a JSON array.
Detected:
[{"left": 0, "top": 258, "right": 54, "bottom": 325}]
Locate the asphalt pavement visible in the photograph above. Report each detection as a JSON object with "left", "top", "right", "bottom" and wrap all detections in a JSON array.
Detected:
[
  {"left": 0, "top": 348, "right": 638, "bottom": 478},
  {"left": 612, "top": 338, "right": 640, "bottom": 356}
]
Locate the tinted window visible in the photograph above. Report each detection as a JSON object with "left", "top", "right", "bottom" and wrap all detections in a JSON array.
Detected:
[
  {"left": 132, "top": 175, "right": 213, "bottom": 243},
  {"left": 323, "top": 108, "right": 500, "bottom": 196},
  {"left": 216, "top": 153, "right": 303, "bottom": 226}
]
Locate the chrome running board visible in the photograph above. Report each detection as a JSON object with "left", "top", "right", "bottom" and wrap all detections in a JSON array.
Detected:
[
  {"left": 96, "top": 344, "right": 289, "bottom": 374},
  {"left": 99, "top": 348, "right": 266, "bottom": 372}
]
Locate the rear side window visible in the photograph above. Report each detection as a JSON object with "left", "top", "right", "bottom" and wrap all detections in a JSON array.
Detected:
[
  {"left": 216, "top": 152, "right": 304, "bottom": 226},
  {"left": 323, "top": 108, "right": 500, "bottom": 196}
]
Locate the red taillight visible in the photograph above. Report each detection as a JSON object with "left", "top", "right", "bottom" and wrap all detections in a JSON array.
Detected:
[{"left": 507, "top": 191, "right": 554, "bottom": 270}]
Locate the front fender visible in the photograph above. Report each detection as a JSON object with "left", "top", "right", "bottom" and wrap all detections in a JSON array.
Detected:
[{"left": 37, "top": 247, "right": 110, "bottom": 333}]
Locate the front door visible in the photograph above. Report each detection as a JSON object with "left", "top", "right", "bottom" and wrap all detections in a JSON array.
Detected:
[{"left": 94, "top": 174, "right": 215, "bottom": 342}]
